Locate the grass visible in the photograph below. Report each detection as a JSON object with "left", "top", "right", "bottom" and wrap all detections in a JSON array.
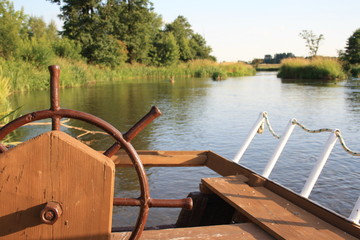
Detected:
[
  {"left": 256, "top": 64, "right": 281, "bottom": 71},
  {"left": 0, "top": 58, "right": 256, "bottom": 95},
  {"left": 277, "top": 57, "right": 347, "bottom": 80},
  {"left": 0, "top": 66, "right": 10, "bottom": 105}
]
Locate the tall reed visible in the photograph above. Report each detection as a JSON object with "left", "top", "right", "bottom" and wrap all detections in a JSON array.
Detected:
[
  {"left": 0, "top": 66, "right": 10, "bottom": 104},
  {"left": 278, "top": 57, "right": 347, "bottom": 80},
  {"left": 0, "top": 58, "right": 255, "bottom": 97}
]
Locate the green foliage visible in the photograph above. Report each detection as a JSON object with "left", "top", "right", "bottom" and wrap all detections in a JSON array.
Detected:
[
  {"left": 0, "top": 0, "right": 27, "bottom": 59},
  {"left": 150, "top": 32, "right": 180, "bottom": 66},
  {"left": 0, "top": 57, "right": 255, "bottom": 99},
  {"left": 27, "top": 16, "right": 47, "bottom": 39},
  {"left": 256, "top": 64, "right": 281, "bottom": 71},
  {"left": 299, "top": 30, "right": 324, "bottom": 57},
  {"left": 350, "top": 64, "right": 360, "bottom": 78},
  {"left": 220, "top": 62, "right": 256, "bottom": 77},
  {"left": 0, "top": 65, "right": 10, "bottom": 103},
  {"left": 278, "top": 57, "right": 347, "bottom": 80},
  {"left": 190, "top": 33, "right": 212, "bottom": 59},
  {"left": 165, "top": 16, "right": 194, "bottom": 61},
  {"left": 0, "top": 58, "right": 49, "bottom": 91},
  {"left": 83, "top": 34, "right": 128, "bottom": 67},
  {"left": 106, "top": 0, "right": 162, "bottom": 64},
  {"left": 342, "top": 28, "right": 360, "bottom": 65},
  {"left": 18, "top": 38, "right": 55, "bottom": 68},
  {"left": 164, "top": 16, "right": 214, "bottom": 62},
  {"left": 52, "top": 37, "right": 83, "bottom": 60},
  {"left": 212, "top": 71, "right": 227, "bottom": 80},
  {"left": 44, "top": 1, "right": 214, "bottom": 66}
]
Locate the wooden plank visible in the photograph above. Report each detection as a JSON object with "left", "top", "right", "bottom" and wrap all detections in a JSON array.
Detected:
[
  {"left": 202, "top": 175, "right": 357, "bottom": 240},
  {"left": 111, "top": 223, "right": 273, "bottom": 240},
  {"left": 0, "top": 131, "right": 114, "bottom": 240},
  {"left": 206, "top": 151, "right": 360, "bottom": 238},
  {"left": 110, "top": 150, "right": 207, "bottom": 167}
]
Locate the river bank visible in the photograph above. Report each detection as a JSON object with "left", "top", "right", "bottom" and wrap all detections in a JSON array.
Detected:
[{"left": 0, "top": 58, "right": 255, "bottom": 98}]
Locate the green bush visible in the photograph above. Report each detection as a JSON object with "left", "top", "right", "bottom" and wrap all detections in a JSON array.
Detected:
[
  {"left": 350, "top": 64, "right": 360, "bottom": 78},
  {"left": 52, "top": 38, "right": 83, "bottom": 61},
  {"left": 18, "top": 39, "right": 55, "bottom": 68},
  {"left": 212, "top": 71, "right": 227, "bottom": 80},
  {"left": 278, "top": 57, "right": 347, "bottom": 80}
]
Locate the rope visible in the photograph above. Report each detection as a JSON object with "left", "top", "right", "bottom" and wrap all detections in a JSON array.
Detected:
[
  {"left": 292, "top": 119, "right": 333, "bottom": 133},
  {"left": 336, "top": 131, "right": 360, "bottom": 156},
  {"left": 259, "top": 113, "right": 360, "bottom": 156},
  {"left": 262, "top": 112, "right": 281, "bottom": 139}
]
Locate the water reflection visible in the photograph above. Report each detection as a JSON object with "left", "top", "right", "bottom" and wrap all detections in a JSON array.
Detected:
[{"left": 281, "top": 77, "right": 343, "bottom": 87}]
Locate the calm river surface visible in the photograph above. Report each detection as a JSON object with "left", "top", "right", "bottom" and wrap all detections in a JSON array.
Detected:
[{"left": 6, "top": 72, "right": 360, "bottom": 227}]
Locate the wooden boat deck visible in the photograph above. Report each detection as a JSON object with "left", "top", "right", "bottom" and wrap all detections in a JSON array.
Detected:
[
  {"left": 110, "top": 150, "right": 360, "bottom": 239},
  {"left": 202, "top": 175, "right": 357, "bottom": 240},
  {"left": 111, "top": 223, "right": 274, "bottom": 240}
]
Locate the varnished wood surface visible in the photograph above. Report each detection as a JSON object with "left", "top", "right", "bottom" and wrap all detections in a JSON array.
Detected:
[
  {"left": 202, "top": 175, "right": 358, "bottom": 240},
  {"left": 111, "top": 223, "right": 273, "bottom": 240},
  {"left": 0, "top": 131, "right": 114, "bottom": 240},
  {"left": 110, "top": 150, "right": 207, "bottom": 167}
]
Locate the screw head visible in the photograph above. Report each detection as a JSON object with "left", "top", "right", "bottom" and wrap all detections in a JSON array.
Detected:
[{"left": 44, "top": 210, "right": 56, "bottom": 221}]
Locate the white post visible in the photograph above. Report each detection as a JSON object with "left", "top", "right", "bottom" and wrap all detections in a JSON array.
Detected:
[
  {"left": 262, "top": 119, "right": 296, "bottom": 178},
  {"left": 300, "top": 130, "right": 338, "bottom": 198},
  {"left": 348, "top": 196, "right": 360, "bottom": 224},
  {"left": 233, "top": 112, "right": 265, "bottom": 163}
]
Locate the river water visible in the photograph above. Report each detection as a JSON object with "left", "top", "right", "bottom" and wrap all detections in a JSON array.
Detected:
[{"left": 6, "top": 72, "right": 360, "bottom": 227}]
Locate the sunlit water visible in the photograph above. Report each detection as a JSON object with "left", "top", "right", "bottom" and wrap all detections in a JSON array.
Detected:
[{"left": 6, "top": 72, "right": 360, "bottom": 227}]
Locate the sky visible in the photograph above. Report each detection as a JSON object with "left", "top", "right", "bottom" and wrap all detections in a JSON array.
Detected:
[{"left": 12, "top": 0, "right": 360, "bottom": 62}]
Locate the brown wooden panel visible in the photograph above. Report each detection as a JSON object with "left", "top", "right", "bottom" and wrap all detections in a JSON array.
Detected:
[
  {"left": 111, "top": 223, "right": 273, "bottom": 240},
  {"left": 206, "top": 151, "right": 360, "bottom": 238},
  {"left": 202, "top": 175, "right": 357, "bottom": 240},
  {"left": 206, "top": 151, "right": 263, "bottom": 179},
  {"left": 0, "top": 131, "right": 114, "bottom": 240},
  {"left": 110, "top": 150, "right": 207, "bottom": 167}
]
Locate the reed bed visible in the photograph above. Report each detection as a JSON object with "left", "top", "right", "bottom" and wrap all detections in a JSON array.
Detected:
[
  {"left": 256, "top": 64, "right": 281, "bottom": 71},
  {"left": 278, "top": 57, "right": 347, "bottom": 80},
  {"left": 0, "top": 58, "right": 255, "bottom": 96}
]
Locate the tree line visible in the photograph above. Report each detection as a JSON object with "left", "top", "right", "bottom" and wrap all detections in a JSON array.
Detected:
[{"left": 0, "top": 0, "right": 215, "bottom": 68}]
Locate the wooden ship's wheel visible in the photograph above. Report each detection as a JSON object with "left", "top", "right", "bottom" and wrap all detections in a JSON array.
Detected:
[{"left": 0, "top": 65, "right": 192, "bottom": 240}]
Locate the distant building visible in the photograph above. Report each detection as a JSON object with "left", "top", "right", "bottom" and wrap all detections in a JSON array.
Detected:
[
  {"left": 264, "top": 55, "right": 272, "bottom": 63},
  {"left": 264, "top": 53, "right": 295, "bottom": 64}
]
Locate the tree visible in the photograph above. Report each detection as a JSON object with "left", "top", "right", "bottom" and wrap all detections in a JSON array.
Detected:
[
  {"left": 45, "top": 20, "right": 59, "bottom": 41},
  {"left": 150, "top": 31, "right": 179, "bottom": 66},
  {"left": 299, "top": 30, "right": 324, "bottom": 57},
  {"left": 165, "top": 16, "right": 194, "bottom": 61},
  {"left": 47, "top": 0, "right": 214, "bottom": 65},
  {"left": 104, "top": 0, "right": 162, "bottom": 64},
  {"left": 0, "top": 0, "right": 27, "bottom": 59},
  {"left": 27, "top": 16, "right": 47, "bottom": 39},
  {"left": 164, "top": 16, "right": 214, "bottom": 62},
  {"left": 189, "top": 33, "right": 213, "bottom": 60},
  {"left": 342, "top": 28, "right": 360, "bottom": 65},
  {"left": 48, "top": 0, "right": 127, "bottom": 66}
]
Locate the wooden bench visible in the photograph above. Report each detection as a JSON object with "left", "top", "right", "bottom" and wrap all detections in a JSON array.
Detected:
[
  {"left": 201, "top": 175, "right": 357, "bottom": 240},
  {"left": 111, "top": 222, "right": 273, "bottom": 239}
]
